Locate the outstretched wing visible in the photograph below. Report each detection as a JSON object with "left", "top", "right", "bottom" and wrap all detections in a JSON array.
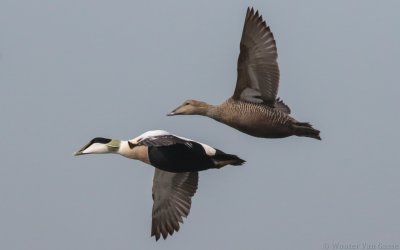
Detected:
[
  {"left": 233, "top": 7, "right": 280, "bottom": 105},
  {"left": 151, "top": 169, "right": 198, "bottom": 240}
]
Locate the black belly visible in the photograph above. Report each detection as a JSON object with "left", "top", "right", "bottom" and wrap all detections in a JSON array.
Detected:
[{"left": 148, "top": 144, "right": 216, "bottom": 173}]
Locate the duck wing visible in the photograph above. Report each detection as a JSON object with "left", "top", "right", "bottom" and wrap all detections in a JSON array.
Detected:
[
  {"left": 275, "top": 98, "right": 291, "bottom": 114},
  {"left": 233, "top": 7, "right": 280, "bottom": 106},
  {"left": 151, "top": 169, "right": 198, "bottom": 240},
  {"left": 136, "top": 134, "right": 193, "bottom": 148}
]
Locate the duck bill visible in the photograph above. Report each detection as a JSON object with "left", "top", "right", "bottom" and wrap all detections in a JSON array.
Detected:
[
  {"left": 166, "top": 105, "right": 184, "bottom": 116},
  {"left": 167, "top": 111, "right": 177, "bottom": 116},
  {"left": 73, "top": 149, "right": 85, "bottom": 156},
  {"left": 73, "top": 142, "right": 91, "bottom": 156}
]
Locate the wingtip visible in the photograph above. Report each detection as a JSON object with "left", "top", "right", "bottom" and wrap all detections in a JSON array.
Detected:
[
  {"left": 151, "top": 228, "right": 160, "bottom": 241},
  {"left": 247, "top": 6, "right": 254, "bottom": 17},
  {"left": 236, "top": 158, "right": 246, "bottom": 166},
  {"left": 152, "top": 233, "right": 160, "bottom": 241},
  {"left": 246, "top": 7, "right": 263, "bottom": 21}
]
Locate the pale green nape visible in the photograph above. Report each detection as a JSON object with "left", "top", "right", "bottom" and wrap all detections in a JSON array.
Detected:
[{"left": 107, "top": 139, "right": 121, "bottom": 152}]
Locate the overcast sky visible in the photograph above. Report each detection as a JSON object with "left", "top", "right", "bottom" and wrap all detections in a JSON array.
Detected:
[{"left": 1, "top": 0, "right": 400, "bottom": 249}]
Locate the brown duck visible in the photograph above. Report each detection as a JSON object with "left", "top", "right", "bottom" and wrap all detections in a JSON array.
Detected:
[{"left": 168, "top": 7, "right": 321, "bottom": 140}]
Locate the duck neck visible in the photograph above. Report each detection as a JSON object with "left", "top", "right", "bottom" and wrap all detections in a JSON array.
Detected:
[
  {"left": 201, "top": 103, "right": 217, "bottom": 117},
  {"left": 105, "top": 139, "right": 122, "bottom": 154},
  {"left": 117, "top": 141, "right": 131, "bottom": 157},
  {"left": 117, "top": 141, "right": 150, "bottom": 164},
  {"left": 204, "top": 104, "right": 220, "bottom": 119}
]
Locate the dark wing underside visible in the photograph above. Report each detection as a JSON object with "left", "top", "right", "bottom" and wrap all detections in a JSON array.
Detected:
[
  {"left": 233, "top": 7, "right": 280, "bottom": 106},
  {"left": 151, "top": 169, "right": 198, "bottom": 240}
]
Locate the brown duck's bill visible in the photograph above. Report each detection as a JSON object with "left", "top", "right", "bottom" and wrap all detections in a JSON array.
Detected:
[
  {"left": 167, "top": 103, "right": 187, "bottom": 116},
  {"left": 166, "top": 107, "right": 180, "bottom": 116}
]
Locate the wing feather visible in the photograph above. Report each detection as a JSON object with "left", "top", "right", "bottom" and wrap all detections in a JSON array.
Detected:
[
  {"left": 138, "top": 135, "right": 192, "bottom": 148},
  {"left": 151, "top": 170, "right": 198, "bottom": 240},
  {"left": 233, "top": 7, "right": 280, "bottom": 105}
]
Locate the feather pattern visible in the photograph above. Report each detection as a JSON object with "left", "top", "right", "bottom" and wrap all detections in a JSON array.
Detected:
[
  {"left": 233, "top": 7, "right": 280, "bottom": 105},
  {"left": 75, "top": 134, "right": 245, "bottom": 240},
  {"left": 151, "top": 170, "right": 198, "bottom": 241},
  {"left": 167, "top": 8, "right": 320, "bottom": 140},
  {"left": 138, "top": 134, "right": 193, "bottom": 148},
  {"left": 134, "top": 131, "right": 216, "bottom": 156}
]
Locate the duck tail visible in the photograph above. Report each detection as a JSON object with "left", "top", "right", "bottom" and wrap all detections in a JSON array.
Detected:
[
  {"left": 213, "top": 150, "right": 246, "bottom": 168},
  {"left": 293, "top": 122, "right": 321, "bottom": 140}
]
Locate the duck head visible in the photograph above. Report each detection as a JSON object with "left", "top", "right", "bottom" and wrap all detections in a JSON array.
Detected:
[
  {"left": 167, "top": 100, "right": 210, "bottom": 116},
  {"left": 74, "top": 137, "right": 121, "bottom": 156}
]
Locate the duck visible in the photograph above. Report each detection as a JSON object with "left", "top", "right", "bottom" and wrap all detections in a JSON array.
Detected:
[
  {"left": 168, "top": 7, "right": 321, "bottom": 140},
  {"left": 74, "top": 130, "right": 245, "bottom": 240}
]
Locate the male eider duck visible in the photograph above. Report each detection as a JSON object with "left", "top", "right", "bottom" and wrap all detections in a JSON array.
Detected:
[
  {"left": 168, "top": 7, "right": 321, "bottom": 140},
  {"left": 74, "top": 130, "right": 245, "bottom": 240}
]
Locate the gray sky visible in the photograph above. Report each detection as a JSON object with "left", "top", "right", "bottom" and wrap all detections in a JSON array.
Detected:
[{"left": 1, "top": 0, "right": 400, "bottom": 249}]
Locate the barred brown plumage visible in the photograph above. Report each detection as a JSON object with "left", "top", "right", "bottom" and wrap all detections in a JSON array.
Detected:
[{"left": 168, "top": 7, "right": 321, "bottom": 140}]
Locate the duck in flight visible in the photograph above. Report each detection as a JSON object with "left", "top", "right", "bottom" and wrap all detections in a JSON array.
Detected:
[
  {"left": 74, "top": 130, "right": 245, "bottom": 240},
  {"left": 168, "top": 7, "right": 321, "bottom": 140}
]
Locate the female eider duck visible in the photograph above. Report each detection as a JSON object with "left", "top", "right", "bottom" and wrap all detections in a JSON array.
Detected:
[
  {"left": 168, "top": 7, "right": 321, "bottom": 140},
  {"left": 74, "top": 130, "right": 245, "bottom": 240}
]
